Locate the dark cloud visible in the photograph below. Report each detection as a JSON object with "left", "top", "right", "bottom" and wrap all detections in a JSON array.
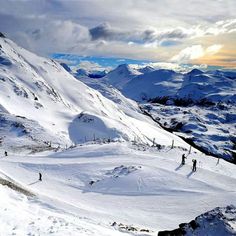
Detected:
[
  {"left": 89, "top": 23, "right": 189, "bottom": 45},
  {"left": 89, "top": 23, "right": 116, "bottom": 41},
  {"left": 158, "top": 28, "right": 189, "bottom": 39}
]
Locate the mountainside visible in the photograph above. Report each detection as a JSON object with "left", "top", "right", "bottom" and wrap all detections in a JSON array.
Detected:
[
  {"left": 141, "top": 101, "right": 236, "bottom": 161},
  {"left": 0, "top": 36, "right": 189, "bottom": 153},
  {"left": 178, "top": 70, "right": 236, "bottom": 103}
]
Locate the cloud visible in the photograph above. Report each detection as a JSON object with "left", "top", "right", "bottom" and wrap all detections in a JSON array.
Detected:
[
  {"left": 0, "top": 16, "right": 91, "bottom": 55},
  {"left": 89, "top": 23, "right": 118, "bottom": 41},
  {"left": 171, "top": 45, "right": 205, "bottom": 62},
  {"left": 0, "top": 0, "right": 235, "bottom": 67},
  {"left": 89, "top": 24, "right": 191, "bottom": 44},
  {"left": 143, "top": 62, "right": 208, "bottom": 72},
  {"left": 171, "top": 44, "right": 223, "bottom": 63},
  {"left": 206, "top": 44, "right": 223, "bottom": 55},
  {"left": 72, "top": 60, "right": 112, "bottom": 72}
]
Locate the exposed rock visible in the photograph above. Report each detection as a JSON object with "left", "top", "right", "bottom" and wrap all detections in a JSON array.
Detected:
[
  {"left": 0, "top": 32, "right": 5, "bottom": 38},
  {"left": 158, "top": 205, "right": 236, "bottom": 236}
]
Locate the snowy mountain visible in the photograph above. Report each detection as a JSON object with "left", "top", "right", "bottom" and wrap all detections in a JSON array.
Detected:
[
  {"left": 122, "top": 69, "right": 184, "bottom": 101},
  {"left": 145, "top": 102, "right": 236, "bottom": 161},
  {"left": 102, "top": 64, "right": 235, "bottom": 104},
  {"left": 139, "top": 68, "right": 236, "bottom": 161},
  {"left": 178, "top": 69, "right": 236, "bottom": 103},
  {"left": 102, "top": 64, "right": 143, "bottom": 89},
  {"left": 0, "top": 34, "right": 189, "bottom": 153}
]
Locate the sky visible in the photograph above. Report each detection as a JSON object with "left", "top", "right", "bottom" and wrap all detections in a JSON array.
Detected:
[{"left": 0, "top": 0, "right": 235, "bottom": 70}]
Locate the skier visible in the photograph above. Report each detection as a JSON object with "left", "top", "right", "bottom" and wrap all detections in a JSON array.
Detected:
[
  {"left": 181, "top": 154, "right": 186, "bottom": 165},
  {"left": 4, "top": 151, "right": 7, "bottom": 156},
  {"left": 192, "top": 159, "right": 197, "bottom": 172},
  {"left": 39, "top": 172, "right": 42, "bottom": 181}
]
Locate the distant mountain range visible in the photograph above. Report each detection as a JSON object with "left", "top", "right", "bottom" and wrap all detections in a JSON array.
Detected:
[{"left": 72, "top": 62, "right": 236, "bottom": 161}]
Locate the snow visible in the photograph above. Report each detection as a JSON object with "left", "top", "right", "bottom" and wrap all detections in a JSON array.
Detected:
[
  {"left": 1, "top": 35, "right": 236, "bottom": 235},
  {"left": 73, "top": 63, "right": 236, "bottom": 160},
  {"left": 0, "top": 112, "right": 62, "bottom": 154},
  {"left": 0, "top": 185, "right": 130, "bottom": 236},
  {"left": 0, "top": 37, "right": 188, "bottom": 149},
  {"left": 102, "top": 64, "right": 143, "bottom": 89},
  {"left": 92, "top": 63, "right": 235, "bottom": 160},
  {"left": 103, "top": 66, "right": 236, "bottom": 104},
  {"left": 141, "top": 103, "right": 236, "bottom": 160},
  {"left": 122, "top": 69, "right": 184, "bottom": 101},
  {"left": 1, "top": 142, "right": 236, "bottom": 235}
]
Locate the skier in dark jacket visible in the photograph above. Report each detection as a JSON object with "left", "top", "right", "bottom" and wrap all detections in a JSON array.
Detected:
[
  {"left": 182, "top": 154, "right": 187, "bottom": 165},
  {"left": 192, "top": 159, "right": 197, "bottom": 172},
  {"left": 39, "top": 172, "right": 42, "bottom": 181},
  {"left": 4, "top": 151, "right": 7, "bottom": 156}
]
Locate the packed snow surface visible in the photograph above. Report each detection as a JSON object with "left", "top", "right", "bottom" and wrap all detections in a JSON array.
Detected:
[{"left": 1, "top": 142, "right": 236, "bottom": 235}]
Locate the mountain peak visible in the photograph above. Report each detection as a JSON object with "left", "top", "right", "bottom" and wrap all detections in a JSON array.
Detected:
[
  {"left": 116, "top": 63, "right": 131, "bottom": 72},
  {"left": 187, "top": 68, "right": 203, "bottom": 75}
]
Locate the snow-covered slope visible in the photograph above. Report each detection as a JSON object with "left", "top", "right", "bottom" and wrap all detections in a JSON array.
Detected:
[
  {"left": 178, "top": 70, "right": 236, "bottom": 103},
  {"left": 75, "top": 75, "right": 151, "bottom": 122},
  {"left": 122, "top": 69, "right": 184, "bottom": 101},
  {"left": 0, "top": 35, "right": 190, "bottom": 150},
  {"left": 1, "top": 142, "right": 236, "bottom": 235},
  {"left": 0, "top": 112, "right": 60, "bottom": 154},
  {"left": 0, "top": 183, "right": 127, "bottom": 236},
  {"left": 1, "top": 34, "right": 236, "bottom": 236}
]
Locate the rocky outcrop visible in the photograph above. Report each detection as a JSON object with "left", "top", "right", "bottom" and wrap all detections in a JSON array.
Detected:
[{"left": 158, "top": 205, "right": 236, "bottom": 236}]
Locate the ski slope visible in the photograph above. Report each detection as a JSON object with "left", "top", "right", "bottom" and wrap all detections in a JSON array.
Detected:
[{"left": 1, "top": 142, "right": 236, "bottom": 235}]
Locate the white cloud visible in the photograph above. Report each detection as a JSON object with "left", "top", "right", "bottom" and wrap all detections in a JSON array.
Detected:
[
  {"left": 72, "top": 61, "right": 112, "bottom": 72},
  {"left": 12, "top": 20, "right": 91, "bottom": 55},
  {"left": 171, "top": 44, "right": 223, "bottom": 63},
  {"left": 206, "top": 44, "right": 223, "bottom": 55},
  {"left": 129, "top": 62, "right": 208, "bottom": 73},
  {"left": 171, "top": 45, "right": 205, "bottom": 62}
]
